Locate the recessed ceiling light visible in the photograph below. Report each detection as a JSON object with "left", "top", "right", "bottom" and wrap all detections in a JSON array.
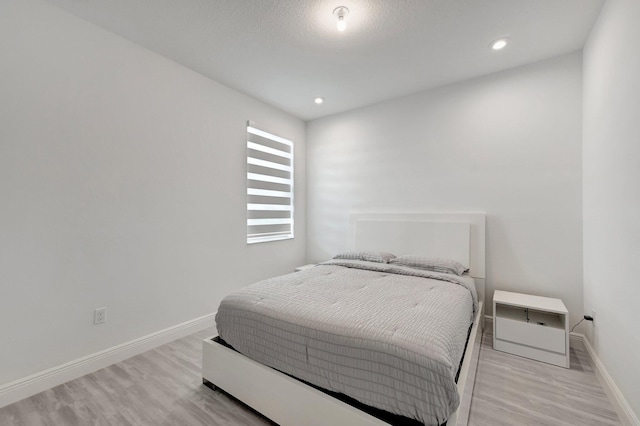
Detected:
[
  {"left": 491, "top": 38, "right": 508, "bottom": 50},
  {"left": 314, "top": 97, "right": 324, "bottom": 104}
]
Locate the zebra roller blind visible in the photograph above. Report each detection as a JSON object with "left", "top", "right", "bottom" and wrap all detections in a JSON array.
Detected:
[{"left": 246, "top": 124, "right": 294, "bottom": 244}]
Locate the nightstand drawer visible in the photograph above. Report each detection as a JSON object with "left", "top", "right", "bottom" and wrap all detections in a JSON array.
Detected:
[{"left": 495, "top": 316, "right": 565, "bottom": 354}]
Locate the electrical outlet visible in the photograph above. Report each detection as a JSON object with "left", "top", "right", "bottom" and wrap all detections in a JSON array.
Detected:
[
  {"left": 94, "top": 307, "right": 107, "bottom": 325},
  {"left": 591, "top": 309, "right": 596, "bottom": 327}
]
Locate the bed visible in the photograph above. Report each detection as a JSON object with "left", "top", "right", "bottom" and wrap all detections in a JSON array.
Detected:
[{"left": 203, "top": 213, "right": 485, "bottom": 426}]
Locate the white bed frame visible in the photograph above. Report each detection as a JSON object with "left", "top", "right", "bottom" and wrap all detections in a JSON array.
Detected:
[{"left": 203, "top": 213, "right": 485, "bottom": 426}]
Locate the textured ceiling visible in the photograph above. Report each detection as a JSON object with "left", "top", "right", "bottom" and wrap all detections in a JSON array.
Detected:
[{"left": 44, "top": 0, "right": 604, "bottom": 121}]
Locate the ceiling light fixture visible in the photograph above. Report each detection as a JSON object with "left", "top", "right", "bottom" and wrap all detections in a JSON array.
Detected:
[
  {"left": 333, "top": 6, "right": 349, "bottom": 32},
  {"left": 314, "top": 97, "right": 324, "bottom": 104},
  {"left": 491, "top": 38, "right": 508, "bottom": 50}
]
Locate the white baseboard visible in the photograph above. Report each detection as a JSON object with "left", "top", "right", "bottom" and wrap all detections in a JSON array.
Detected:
[
  {"left": 0, "top": 313, "right": 216, "bottom": 409},
  {"left": 570, "top": 333, "right": 639, "bottom": 426},
  {"left": 484, "top": 314, "right": 493, "bottom": 329},
  {"left": 569, "top": 332, "right": 583, "bottom": 346}
]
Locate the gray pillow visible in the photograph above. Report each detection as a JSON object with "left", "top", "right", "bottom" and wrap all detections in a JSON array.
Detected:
[
  {"left": 389, "top": 255, "right": 467, "bottom": 276},
  {"left": 333, "top": 251, "right": 396, "bottom": 264}
]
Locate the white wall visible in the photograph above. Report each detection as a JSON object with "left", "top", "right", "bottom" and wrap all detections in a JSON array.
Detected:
[
  {"left": 307, "top": 53, "right": 583, "bottom": 321},
  {"left": 0, "top": 0, "right": 305, "bottom": 386},
  {"left": 583, "top": 0, "right": 640, "bottom": 418}
]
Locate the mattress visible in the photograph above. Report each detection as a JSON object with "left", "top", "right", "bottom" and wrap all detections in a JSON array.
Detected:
[{"left": 215, "top": 260, "right": 477, "bottom": 425}]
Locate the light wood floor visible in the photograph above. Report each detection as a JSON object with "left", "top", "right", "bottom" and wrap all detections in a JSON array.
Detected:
[
  {"left": 469, "top": 328, "right": 620, "bottom": 426},
  {"left": 0, "top": 327, "right": 621, "bottom": 426}
]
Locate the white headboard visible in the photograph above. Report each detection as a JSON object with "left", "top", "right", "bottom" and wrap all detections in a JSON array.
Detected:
[
  {"left": 352, "top": 221, "right": 471, "bottom": 269},
  {"left": 347, "top": 213, "right": 486, "bottom": 306}
]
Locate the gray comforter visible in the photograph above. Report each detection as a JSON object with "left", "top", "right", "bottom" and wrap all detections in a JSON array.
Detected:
[{"left": 215, "top": 260, "right": 477, "bottom": 425}]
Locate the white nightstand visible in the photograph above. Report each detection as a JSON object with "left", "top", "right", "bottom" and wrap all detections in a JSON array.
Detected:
[
  {"left": 294, "top": 264, "right": 316, "bottom": 272},
  {"left": 493, "top": 290, "right": 569, "bottom": 368}
]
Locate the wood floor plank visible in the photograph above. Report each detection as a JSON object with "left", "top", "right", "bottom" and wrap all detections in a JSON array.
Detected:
[
  {"left": 468, "top": 329, "right": 621, "bottom": 426},
  {"left": 0, "top": 328, "right": 621, "bottom": 425}
]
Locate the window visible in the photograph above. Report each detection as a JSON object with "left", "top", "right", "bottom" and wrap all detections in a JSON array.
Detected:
[{"left": 246, "top": 123, "right": 294, "bottom": 244}]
